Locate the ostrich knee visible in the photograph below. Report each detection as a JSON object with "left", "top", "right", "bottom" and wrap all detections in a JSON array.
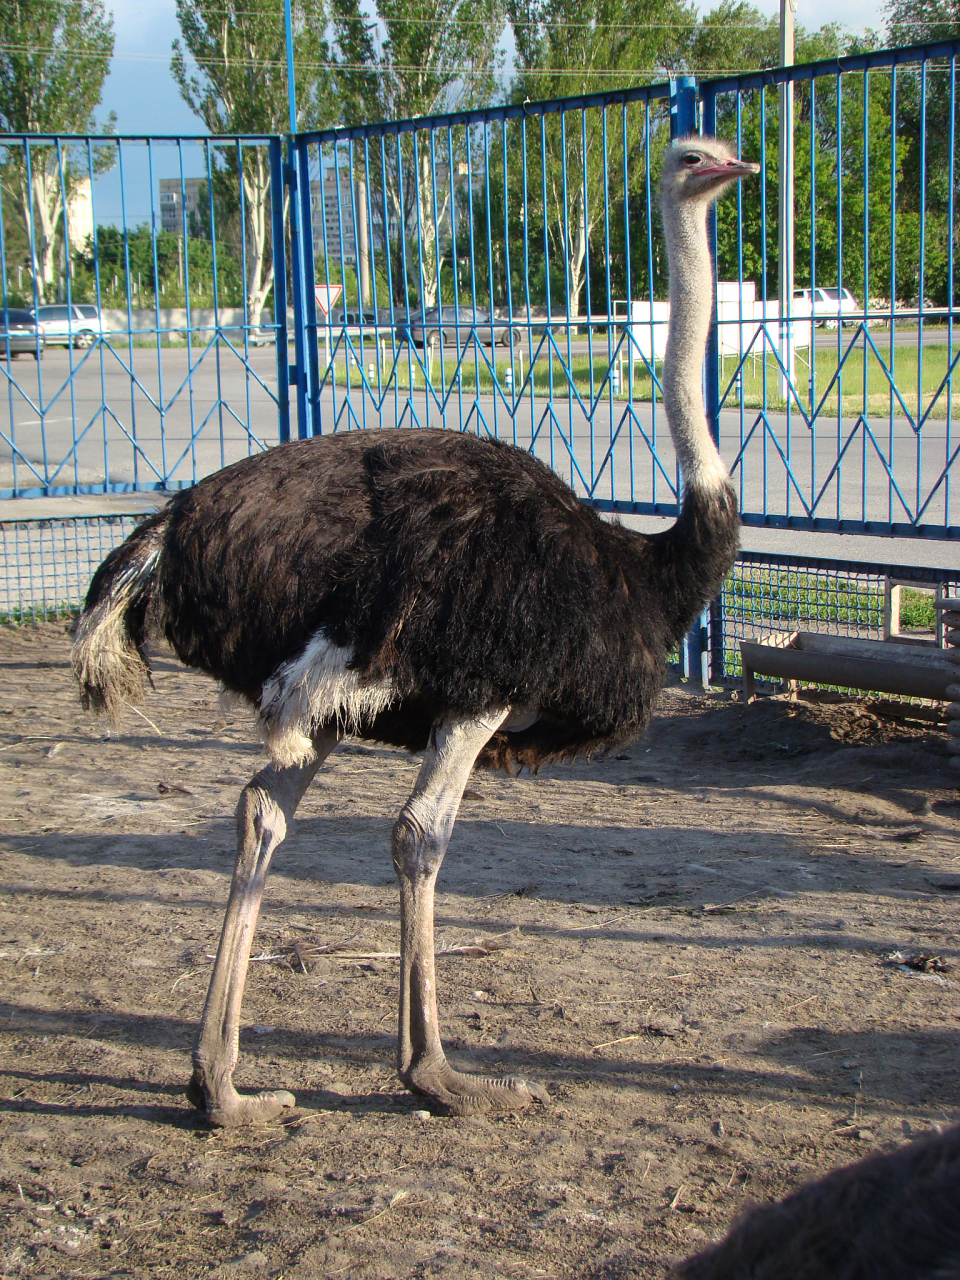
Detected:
[{"left": 392, "top": 805, "right": 445, "bottom": 884}]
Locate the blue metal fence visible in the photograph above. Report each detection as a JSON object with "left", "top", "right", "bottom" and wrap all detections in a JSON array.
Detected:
[
  {"left": 3, "top": 43, "right": 960, "bottom": 539},
  {"left": 1, "top": 42, "right": 959, "bottom": 680},
  {"left": 703, "top": 40, "right": 960, "bottom": 540},
  {"left": 293, "top": 40, "right": 960, "bottom": 542},
  {"left": 0, "top": 133, "right": 286, "bottom": 498}
]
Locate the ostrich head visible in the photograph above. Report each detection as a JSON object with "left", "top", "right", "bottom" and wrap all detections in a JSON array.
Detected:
[{"left": 661, "top": 135, "right": 759, "bottom": 207}]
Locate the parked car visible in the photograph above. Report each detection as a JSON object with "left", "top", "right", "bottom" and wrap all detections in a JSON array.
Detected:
[
  {"left": 399, "top": 306, "right": 519, "bottom": 348},
  {"left": 332, "top": 309, "right": 377, "bottom": 328},
  {"left": 792, "top": 286, "right": 860, "bottom": 327},
  {"left": 0, "top": 308, "right": 44, "bottom": 359},
  {"left": 31, "top": 303, "right": 103, "bottom": 348}
]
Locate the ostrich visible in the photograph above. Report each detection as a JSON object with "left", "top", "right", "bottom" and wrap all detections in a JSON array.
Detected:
[
  {"left": 671, "top": 1124, "right": 960, "bottom": 1280},
  {"left": 72, "top": 137, "right": 757, "bottom": 1127}
]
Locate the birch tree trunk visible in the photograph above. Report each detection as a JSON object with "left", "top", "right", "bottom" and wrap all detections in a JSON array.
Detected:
[
  {"left": 241, "top": 147, "right": 274, "bottom": 329},
  {"left": 31, "top": 163, "right": 60, "bottom": 295}
]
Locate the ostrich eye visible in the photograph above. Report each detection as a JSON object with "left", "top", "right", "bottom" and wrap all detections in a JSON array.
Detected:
[{"left": 682, "top": 152, "right": 702, "bottom": 166}]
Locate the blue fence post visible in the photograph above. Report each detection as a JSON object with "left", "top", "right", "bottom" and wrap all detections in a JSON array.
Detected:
[
  {"left": 269, "top": 138, "right": 292, "bottom": 444},
  {"left": 670, "top": 77, "right": 711, "bottom": 686},
  {"left": 297, "top": 135, "right": 322, "bottom": 437},
  {"left": 286, "top": 138, "right": 310, "bottom": 439},
  {"left": 669, "top": 77, "right": 698, "bottom": 141}
]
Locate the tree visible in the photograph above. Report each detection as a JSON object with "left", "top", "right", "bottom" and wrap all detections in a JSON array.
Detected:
[
  {"left": 0, "top": 0, "right": 114, "bottom": 300},
  {"left": 76, "top": 223, "right": 245, "bottom": 307},
  {"left": 171, "top": 0, "right": 336, "bottom": 326},
  {"left": 506, "top": 0, "right": 693, "bottom": 317},
  {"left": 331, "top": 0, "right": 506, "bottom": 309},
  {"left": 694, "top": 12, "right": 889, "bottom": 304},
  {"left": 885, "top": 0, "right": 960, "bottom": 304}
]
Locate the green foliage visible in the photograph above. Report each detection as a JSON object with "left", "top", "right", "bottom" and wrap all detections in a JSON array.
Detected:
[
  {"left": 172, "top": 0, "right": 333, "bottom": 134},
  {"left": 172, "top": 0, "right": 336, "bottom": 322},
  {"left": 728, "top": 567, "right": 884, "bottom": 628},
  {"left": 501, "top": 0, "right": 691, "bottom": 317},
  {"left": 0, "top": 0, "right": 114, "bottom": 135},
  {"left": 332, "top": 0, "right": 504, "bottom": 126},
  {"left": 75, "top": 223, "right": 246, "bottom": 307},
  {"left": 331, "top": 0, "right": 505, "bottom": 310},
  {"left": 708, "top": 16, "right": 891, "bottom": 302}
]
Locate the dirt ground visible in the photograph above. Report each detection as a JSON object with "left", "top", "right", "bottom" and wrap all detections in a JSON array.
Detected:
[{"left": 1, "top": 622, "right": 959, "bottom": 1280}]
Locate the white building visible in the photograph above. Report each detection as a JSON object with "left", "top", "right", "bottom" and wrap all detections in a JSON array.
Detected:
[{"left": 66, "top": 177, "right": 94, "bottom": 253}]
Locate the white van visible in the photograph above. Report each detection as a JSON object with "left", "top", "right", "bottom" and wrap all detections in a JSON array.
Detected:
[
  {"left": 32, "top": 304, "right": 104, "bottom": 347},
  {"left": 792, "top": 287, "right": 860, "bottom": 328}
]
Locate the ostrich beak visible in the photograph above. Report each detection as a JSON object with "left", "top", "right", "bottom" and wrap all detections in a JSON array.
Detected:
[{"left": 699, "top": 157, "right": 760, "bottom": 180}]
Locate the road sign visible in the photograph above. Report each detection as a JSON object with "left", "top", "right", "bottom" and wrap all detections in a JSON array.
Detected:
[{"left": 315, "top": 284, "right": 343, "bottom": 317}]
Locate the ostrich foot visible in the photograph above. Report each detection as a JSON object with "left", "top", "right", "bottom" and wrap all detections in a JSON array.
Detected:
[
  {"left": 402, "top": 1059, "right": 549, "bottom": 1116},
  {"left": 186, "top": 1069, "right": 295, "bottom": 1127}
]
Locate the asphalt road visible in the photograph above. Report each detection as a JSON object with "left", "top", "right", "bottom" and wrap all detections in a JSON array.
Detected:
[{"left": 2, "top": 343, "right": 957, "bottom": 572}]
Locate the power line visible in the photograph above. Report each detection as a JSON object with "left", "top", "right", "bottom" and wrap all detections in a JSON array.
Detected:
[
  {"left": 0, "top": 0, "right": 883, "bottom": 29},
  {"left": 0, "top": 46, "right": 794, "bottom": 74},
  {"left": 1, "top": 42, "right": 910, "bottom": 77}
]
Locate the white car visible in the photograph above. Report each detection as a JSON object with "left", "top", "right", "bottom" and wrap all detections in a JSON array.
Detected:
[
  {"left": 32, "top": 303, "right": 104, "bottom": 348},
  {"left": 792, "top": 286, "right": 860, "bottom": 328}
]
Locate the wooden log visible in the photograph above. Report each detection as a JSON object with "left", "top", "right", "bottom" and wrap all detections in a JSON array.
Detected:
[{"left": 739, "top": 634, "right": 957, "bottom": 702}]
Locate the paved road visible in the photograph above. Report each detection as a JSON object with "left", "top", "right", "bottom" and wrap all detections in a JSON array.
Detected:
[{"left": 2, "top": 343, "right": 957, "bottom": 573}]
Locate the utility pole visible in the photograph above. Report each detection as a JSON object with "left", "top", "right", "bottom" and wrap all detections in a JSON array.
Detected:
[
  {"left": 778, "top": 0, "right": 796, "bottom": 400},
  {"left": 283, "top": 0, "right": 297, "bottom": 133},
  {"left": 357, "top": 175, "right": 370, "bottom": 309}
]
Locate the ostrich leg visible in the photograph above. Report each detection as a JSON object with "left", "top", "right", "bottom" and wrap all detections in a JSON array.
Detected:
[
  {"left": 187, "top": 729, "right": 339, "bottom": 1126},
  {"left": 393, "top": 711, "right": 549, "bottom": 1114}
]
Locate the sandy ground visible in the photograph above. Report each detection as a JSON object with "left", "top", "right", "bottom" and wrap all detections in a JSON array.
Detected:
[{"left": 1, "top": 621, "right": 959, "bottom": 1280}]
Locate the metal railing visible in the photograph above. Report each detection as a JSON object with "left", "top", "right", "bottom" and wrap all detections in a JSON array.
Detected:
[
  {"left": 0, "top": 134, "right": 287, "bottom": 498},
  {"left": 295, "top": 41, "right": 960, "bottom": 541},
  {"left": 3, "top": 44, "right": 959, "bottom": 538},
  {"left": 704, "top": 40, "right": 960, "bottom": 540},
  {"left": 0, "top": 514, "right": 139, "bottom": 620},
  {"left": 1, "top": 43, "right": 959, "bottom": 687}
]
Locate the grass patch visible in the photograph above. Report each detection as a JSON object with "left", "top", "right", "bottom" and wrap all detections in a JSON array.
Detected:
[
  {"left": 323, "top": 339, "right": 958, "bottom": 421},
  {"left": 721, "top": 343, "right": 960, "bottom": 419},
  {"left": 0, "top": 603, "right": 79, "bottom": 626},
  {"left": 726, "top": 566, "right": 884, "bottom": 632},
  {"left": 899, "top": 587, "right": 937, "bottom": 630}
]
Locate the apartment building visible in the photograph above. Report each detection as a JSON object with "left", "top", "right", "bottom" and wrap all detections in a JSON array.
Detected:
[{"left": 158, "top": 178, "right": 204, "bottom": 237}]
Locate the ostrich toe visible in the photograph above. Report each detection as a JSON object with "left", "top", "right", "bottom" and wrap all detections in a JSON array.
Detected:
[
  {"left": 403, "top": 1060, "right": 549, "bottom": 1115},
  {"left": 186, "top": 1071, "right": 296, "bottom": 1127}
]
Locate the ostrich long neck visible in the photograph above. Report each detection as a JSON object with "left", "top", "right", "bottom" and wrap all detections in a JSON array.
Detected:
[
  {"left": 661, "top": 194, "right": 729, "bottom": 494},
  {"left": 642, "top": 181, "right": 739, "bottom": 648}
]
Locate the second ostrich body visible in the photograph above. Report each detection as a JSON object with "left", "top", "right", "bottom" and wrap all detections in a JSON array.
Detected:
[{"left": 73, "top": 138, "right": 756, "bottom": 1125}]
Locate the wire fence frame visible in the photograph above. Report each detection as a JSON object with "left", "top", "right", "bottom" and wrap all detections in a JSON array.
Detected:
[
  {"left": 3, "top": 512, "right": 954, "bottom": 713},
  {"left": 1, "top": 42, "right": 960, "bottom": 682},
  {"left": 1, "top": 46, "right": 959, "bottom": 534},
  {"left": 701, "top": 43, "right": 960, "bottom": 539},
  {"left": 285, "top": 40, "right": 960, "bottom": 541},
  {"left": 0, "top": 132, "right": 287, "bottom": 500}
]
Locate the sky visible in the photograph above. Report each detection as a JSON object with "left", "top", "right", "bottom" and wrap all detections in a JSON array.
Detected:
[{"left": 98, "top": 0, "right": 890, "bottom": 138}]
